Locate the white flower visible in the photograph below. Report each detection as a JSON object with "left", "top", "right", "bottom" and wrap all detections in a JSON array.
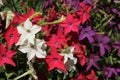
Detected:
[
  {"left": 60, "top": 46, "right": 77, "bottom": 63},
  {"left": 16, "top": 19, "right": 41, "bottom": 45},
  {"left": 0, "top": 0, "right": 7, "bottom": 5},
  {"left": 18, "top": 39, "right": 47, "bottom": 61},
  {"left": 0, "top": 1, "right": 3, "bottom": 5},
  {"left": 60, "top": 46, "right": 77, "bottom": 71}
]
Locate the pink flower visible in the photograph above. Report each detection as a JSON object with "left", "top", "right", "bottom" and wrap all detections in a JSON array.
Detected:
[
  {"left": 76, "top": 2, "right": 92, "bottom": 24},
  {"left": 59, "top": 14, "right": 80, "bottom": 35},
  {"left": 3, "top": 25, "right": 20, "bottom": 48},
  {"left": 45, "top": 48, "right": 66, "bottom": 72},
  {"left": 0, "top": 44, "right": 16, "bottom": 67}
]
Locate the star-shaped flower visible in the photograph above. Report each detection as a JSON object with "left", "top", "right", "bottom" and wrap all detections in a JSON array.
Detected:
[
  {"left": 60, "top": 46, "right": 77, "bottom": 71},
  {"left": 86, "top": 54, "right": 100, "bottom": 71},
  {"left": 79, "top": 26, "right": 96, "bottom": 43},
  {"left": 3, "top": 25, "right": 20, "bottom": 48},
  {"left": 94, "top": 35, "right": 111, "bottom": 56},
  {"left": 18, "top": 39, "right": 47, "bottom": 61},
  {"left": 0, "top": 44, "right": 16, "bottom": 66},
  {"left": 45, "top": 48, "right": 66, "bottom": 72},
  {"left": 17, "top": 19, "right": 41, "bottom": 45},
  {"left": 59, "top": 14, "right": 80, "bottom": 35},
  {"left": 102, "top": 66, "right": 120, "bottom": 78},
  {"left": 113, "top": 40, "right": 120, "bottom": 56}
]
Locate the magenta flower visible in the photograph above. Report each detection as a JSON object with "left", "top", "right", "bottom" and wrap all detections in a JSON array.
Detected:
[
  {"left": 113, "top": 40, "right": 120, "bottom": 56},
  {"left": 64, "top": 0, "right": 80, "bottom": 11},
  {"left": 83, "top": 0, "right": 93, "bottom": 5},
  {"left": 94, "top": 35, "right": 111, "bottom": 56},
  {"left": 102, "top": 66, "right": 120, "bottom": 78},
  {"left": 45, "top": 48, "right": 66, "bottom": 72},
  {"left": 79, "top": 26, "right": 96, "bottom": 43},
  {"left": 86, "top": 54, "right": 100, "bottom": 71},
  {"left": 0, "top": 44, "right": 16, "bottom": 67}
]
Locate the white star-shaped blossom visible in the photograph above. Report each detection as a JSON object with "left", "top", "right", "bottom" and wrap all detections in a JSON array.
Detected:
[
  {"left": 0, "top": 0, "right": 3, "bottom": 5},
  {"left": 16, "top": 19, "right": 41, "bottom": 45},
  {"left": 60, "top": 46, "right": 77, "bottom": 71},
  {"left": 18, "top": 39, "right": 47, "bottom": 61}
]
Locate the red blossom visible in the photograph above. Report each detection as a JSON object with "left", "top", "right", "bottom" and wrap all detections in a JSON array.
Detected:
[
  {"left": 13, "top": 8, "right": 34, "bottom": 24},
  {"left": 0, "top": 44, "right": 16, "bottom": 67},
  {"left": 71, "top": 70, "right": 98, "bottom": 80},
  {"left": 47, "top": 33, "right": 67, "bottom": 49},
  {"left": 45, "top": 48, "right": 66, "bottom": 72},
  {"left": 74, "top": 43, "right": 86, "bottom": 66},
  {"left": 3, "top": 25, "right": 20, "bottom": 48},
  {"left": 76, "top": 2, "right": 92, "bottom": 24},
  {"left": 59, "top": 14, "right": 80, "bottom": 35}
]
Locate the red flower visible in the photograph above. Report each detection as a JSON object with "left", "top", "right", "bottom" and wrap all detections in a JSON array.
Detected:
[
  {"left": 76, "top": 2, "right": 92, "bottom": 24},
  {"left": 71, "top": 70, "right": 98, "bottom": 80},
  {"left": 74, "top": 43, "right": 86, "bottom": 66},
  {"left": 47, "top": 33, "right": 67, "bottom": 49},
  {"left": 45, "top": 48, "right": 66, "bottom": 72},
  {"left": 3, "top": 25, "right": 20, "bottom": 48},
  {"left": 86, "top": 70, "right": 98, "bottom": 80},
  {"left": 59, "top": 14, "right": 80, "bottom": 35},
  {"left": 0, "top": 44, "right": 16, "bottom": 67},
  {"left": 13, "top": 8, "right": 34, "bottom": 24}
]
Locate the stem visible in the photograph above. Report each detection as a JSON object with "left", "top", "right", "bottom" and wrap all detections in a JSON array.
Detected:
[
  {"left": 39, "top": 15, "right": 66, "bottom": 26},
  {"left": 3, "top": 65, "right": 8, "bottom": 80},
  {"left": 13, "top": 70, "right": 32, "bottom": 80}
]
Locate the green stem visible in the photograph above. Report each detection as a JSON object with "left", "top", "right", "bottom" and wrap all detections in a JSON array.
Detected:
[
  {"left": 101, "top": 16, "right": 114, "bottom": 29},
  {"left": 3, "top": 65, "right": 8, "bottom": 80},
  {"left": 13, "top": 70, "right": 32, "bottom": 80},
  {"left": 39, "top": 15, "right": 66, "bottom": 26}
]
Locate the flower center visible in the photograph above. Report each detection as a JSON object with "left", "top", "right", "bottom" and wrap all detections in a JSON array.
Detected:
[
  {"left": 54, "top": 42, "right": 58, "bottom": 45},
  {"left": 68, "top": 22, "right": 72, "bottom": 26},
  {"left": 9, "top": 34, "right": 14, "bottom": 38},
  {"left": 53, "top": 57, "right": 58, "bottom": 61},
  {"left": 2, "top": 54, "right": 6, "bottom": 58},
  {"left": 27, "top": 29, "right": 31, "bottom": 33}
]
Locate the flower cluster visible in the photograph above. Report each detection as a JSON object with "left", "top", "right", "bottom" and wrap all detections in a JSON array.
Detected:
[{"left": 0, "top": 0, "right": 120, "bottom": 80}]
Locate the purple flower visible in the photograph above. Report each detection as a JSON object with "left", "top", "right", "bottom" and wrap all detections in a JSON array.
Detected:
[
  {"left": 65, "top": 0, "right": 80, "bottom": 11},
  {"left": 94, "top": 35, "right": 111, "bottom": 56},
  {"left": 86, "top": 54, "right": 100, "bottom": 71},
  {"left": 113, "top": 40, "right": 120, "bottom": 56},
  {"left": 79, "top": 26, "right": 96, "bottom": 43},
  {"left": 102, "top": 66, "right": 120, "bottom": 78},
  {"left": 42, "top": 0, "right": 54, "bottom": 10},
  {"left": 83, "top": 0, "right": 93, "bottom": 5}
]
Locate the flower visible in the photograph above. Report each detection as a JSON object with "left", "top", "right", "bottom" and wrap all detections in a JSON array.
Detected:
[
  {"left": 17, "top": 19, "right": 41, "bottom": 45},
  {"left": 59, "top": 14, "right": 80, "bottom": 35},
  {"left": 113, "top": 40, "right": 120, "bottom": 56},
  {"left": 71, "top": 70, "right": 98, "bottom": 80},
  {"left": 13, "top": 8, "right": 35, "bottom": 24},
  {"left": 86, "top": 70, "right": 98, "bottom": 80},
  {"left": 83, "top": 0, "right": 93, "bottom": 5},
  {"left": 102, "top": 66, "right": 120, "bottom": 78},
  {"left": 0, "top": 0, "right": 3, "bottom": 5},
  {"left": 76, "top": 2, "right": 92, "bottom": 24},
  {"left": 86, "top": 54, "right": 100, "bottom": 71},
  {"left": 60, "top": 46, "right": 77, "bottom": 71},
  {"left": 3, "top": 25, "right": 20, "bottom": 48},
  {"left": 45, "top": 48, "right": 66, "bottom": 72},
  {"left": 94, "top": 35, "right": 111, "bottom": 56},
  {"left": 79, "top": 26, "right": 96, "bottom": 43},
  {"left": 47, "top": 34, "right": 67, "bottom": 49},
  {"left": 0, "top": 44, "right": 16, "bottom": 66},
  {"left": 64, "top": 0, "right": 80, "bottom": 11},
  {"left": 74, "top": 43, "right": 86, "bottom": 66},
  {"left": 18, "top": 39, "right": 47, "bottom": 61}
]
